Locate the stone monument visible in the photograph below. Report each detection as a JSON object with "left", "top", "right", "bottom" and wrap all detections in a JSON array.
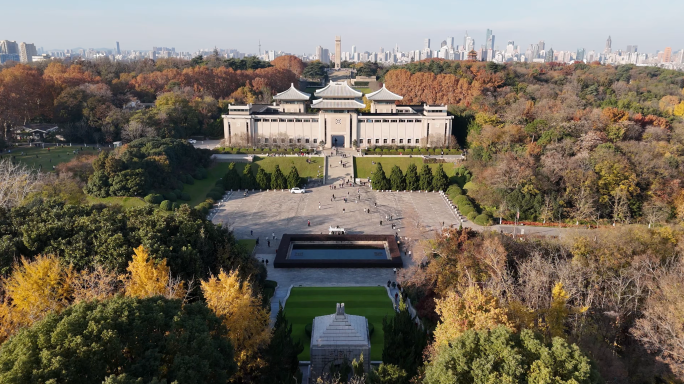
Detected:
[{"left": 309, "top": 303, "right": 370, "bottom": 382}]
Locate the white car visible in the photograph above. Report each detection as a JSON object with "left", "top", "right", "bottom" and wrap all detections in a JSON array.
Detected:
[
  {"left": 187, "top": 139, "right": 197, "bottom": 144},
  {"left": 290, "top": 187, "right": 306, "bottom": 194}
]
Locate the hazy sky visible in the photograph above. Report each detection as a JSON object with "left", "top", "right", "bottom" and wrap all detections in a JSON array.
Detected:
[{"left": 2, "top": 0, "right": 682, "bottom": 54}]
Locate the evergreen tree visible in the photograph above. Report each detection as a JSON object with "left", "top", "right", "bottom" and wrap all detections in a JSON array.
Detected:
[
  {"left": 389, "top": 165, "right": 406, "bottom": 191},
  {"left": 453, "top": 165, "right": 472, "bottom": 188},
  {"left": 241, "top": 164, "right": 257, "bottom": 190},
  {"left": 405, "top": 163, "right": 419, "bottom": 191},
  {"left": 271, "top": 165, "right": 287, "bottom": 189},
  {"left": 382, "top": 299, "right": 429, "bottom": 379},
  {"left": 432, "top": 164, "right": 449, "bottom": 192},
  {"left": 351, "top": 353, "right": 365, "bottom": 377},
  {"left": 223, "top": 162, "right": 241, "bottom": 190},
  {"left": 255, "top": 168, "right": 270, "bottom": 190},
  {"left": 369, "top": 364, "right": 408, "bottom": 384},
  {"left": 419, "top": 164, "right": 433, "bottom": 191},
  {"left": 286, "top": 166, "right": 301, "bottom": 189},
  {"left": 371, "top": 163, "right": 390, "bottom": 191},
  {"left": 260, "top": 305, "right": 303, "bottom": 384}
]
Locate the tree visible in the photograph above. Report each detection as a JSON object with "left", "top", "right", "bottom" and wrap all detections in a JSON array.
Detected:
[
  {"left": 371, "top": 163, "right": 390, "bottom": 190},
  {"left": 433, "top": 286, "right": 512, "bottom": 347},
  {"left": 419, "top": 164, "right": 434, "bottom": 191},
  {"left": 271, "top": 164, "right": 287, "bottom": 189},
  {"left": 302, "top": 61, "right": 327, "bottom": 81},
  {"left": 432, "top": 164, "right": 449, "bottom": 192},
  {"left": 241, "top": 163, "right": 257, "bottom": 190},
  {"left": 405, "top": 163, "right": 419, "bottom": 191},
  {"left": 389, "top": 165, "right": 405, "bottom": 191},
  {"left": 270, "top": 55, "right": 305, "bottom": 77},
  {"left": 201, "top": 269, "right": 271, "bottom": 381},
  {"left": 382, "top": 299, "right": 428, "bottom": 379},
  {"left": 255, "top": 167, "right": 270, "bottom": 190},
  {"left": 286, "top": 165, "right": 301, "bottom": 188},
  {"left": 121, "top": 120, "right": 156, "bottom": 142},
  {"left": 223, "top": 162, "right": 241, "bottom": 190},
  {"left": 260, "top": 305, "right": 303, "bottom": 384},
  {"left": 369, "top": 364, "right": 408, "bottom": 384},
  {"left": 122, "top": 245, "right": 186, "bottom": 300},
  {"left": 0, "top": 158, "right": 44, "bottom": 209},
  {"left": 0, "top": 296, "right": 238, "bottom": 384},
  {"left": 424, "top": 326, "right": 601, "bottom": 384}
]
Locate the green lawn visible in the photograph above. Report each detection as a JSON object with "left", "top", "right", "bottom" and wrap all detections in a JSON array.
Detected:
[
  {"left": 251, "top": 156, "right": 323, "bottom": 179},
  {"left": 284, "top": 286, "right": 394, "bottom": 361},
  {"left": 184, "top": 162, "right": 232, "bottom": 207},
  {"left": 86, "top": 196, "right": 147, "bottom": 209},
  {"left": 237, "top": 239, "right": 256, "bottom": 254},
  {"left": 354, "top": 157, "right": 456, "bottom": 179},
  {"left": 2, "top": 146, "right": 100, "bottom": 171}
]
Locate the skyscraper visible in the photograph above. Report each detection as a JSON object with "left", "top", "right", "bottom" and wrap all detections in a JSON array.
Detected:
[
  {"left": 663, "top": 47, "right": 672, "bottom": 63},
  {"left": 446, "top": 37, "right": 454, "bottom": 49},
  {"left": 545, "top": 48, "right": 554, "bottom": 63},
  {"left": 116, "top": 41, "right": 120, "bottom": 55},
  {"left": 424, "top": 38, "right": 431, "bottom": 50},
  {"left": 485, "top": 29, "right": 495, "bottom": 51},
  {"left": 0, "top": 40, "right": 19, "bottom": 54},
  {"left": 626, "top": 45, "right": 638, "bottom": 54},
  {"left": 604, "top": 36, "right": 612, "bottom": 54},
  {"left": 576, "top": 48, "right": 585, "bottom": 61},
  {"left": 19, "top": 42, "right": 37, "bottom": 63},
  {"left": 334, "top": 36, "right": 341, "bottom": 69},
  {"left": 538, "top": 40, "right": 545, "bottom": 51}
]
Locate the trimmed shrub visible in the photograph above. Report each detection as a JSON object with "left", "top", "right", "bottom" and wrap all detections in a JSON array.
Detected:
[
  {"left": 180, "top": 192, "right": 191, "bottom": 201},
  {"left": 172, "top": 202, "right": 182, "bottom": 210},
  {"left": 194, "top": 167, "right": 208, "bottom": 180},
  {"left": 163, "top": 192, "right": 177, "bottom": 202},
  {"left": 206, "top": 191, "right": 223, "bottom": 201},
  {"left": 144, "top": 193, "right": 163, "bottom": 204},
  {"left": 184, "top": 174, "right": 195, "bottom": 185},
  {"left": 172, "top": 189, "right": 182, "bottom": 197},
  {"left": 160, "top": 200, "right": 172, "bottom": 211},
  {"left": 474, "top": 213, "right": 493, "bottom": 226},
  {"left": 446, "top": 185, "right": 463, "bottom": 198},
  {"left": 467, "top": 211, "right": 478, "bottom": 221}
]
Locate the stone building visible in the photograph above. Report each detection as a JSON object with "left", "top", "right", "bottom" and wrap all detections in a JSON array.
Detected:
[
  {"left": 221, "top": 82, "right": 454, "bottom": 149},
  {"left": 309, "top": 303, "right": 370, "bottom": 382}
]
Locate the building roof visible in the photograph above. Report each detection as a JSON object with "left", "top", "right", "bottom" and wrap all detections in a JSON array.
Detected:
[
  {"left": 311, "top": 99, "right": 366, "bottom": 109},
  {"left": 273, "top": 83, "right": 311, "bottom": 101},
  {"left": 365, "top": 84, "right": 403, "bottom": 101},
  {"left": 311, "top": 303, "right": 370, "bottom": 348},
  {"left": 315, "top": 81, "right": 363, "bottom": 98}
]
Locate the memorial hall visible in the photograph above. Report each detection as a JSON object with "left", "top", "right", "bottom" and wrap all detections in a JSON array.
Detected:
[{"left": 222, "top": 82, "right": 454, "bottom": 149}]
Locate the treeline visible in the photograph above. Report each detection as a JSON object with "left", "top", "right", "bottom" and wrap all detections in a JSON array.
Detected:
[
  {"left": 370, "top": 162, "right": 449, "bottom": 192},
  {"left": 0, "top": 55, "right": 304, "bottom": 144},
  {"left": 221, "top": 162, "right": 302, "bottom": 192},
  {"left": 401, "top": 226, "right": 684, "bottom": 382}
]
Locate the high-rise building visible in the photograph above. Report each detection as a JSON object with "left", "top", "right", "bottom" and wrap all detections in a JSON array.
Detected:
[
  {"left": 0, "top": 40, "right": 19, "bottom": 54},
  {"left": 464, "top": 34, "right": 475, "bottom": 53},
  {"left": 116, "top": 41, "right": 121, "bottom": 55},
  {"left": 663, "top": 47, "right": 672, "bottom": 63},
  {"left": 485, "top": 29, "right": 495, "bottom": 51},
  {"left": 604, "top": 36, "right": 612, "bottom": 54},
  {"left": 446, "top": 37, "right": 454, "bottom": 49},
  {"left": 538, "top": 40, "right": 545, "bottom": 51},
  {"left": 351, "top": 45, "right": 356, "bottom": 55},
  {"left": 424, "top": 38, "right": 430, "bottom": 50},
  {"left": 545, "top": 48, "right": 554, "bottom": 63},
  {"left": 576, "top": 48, "right": 585, "bottom": 61},
  {"left": 19, "top": 42, "right": 37, "bottom": 63},
  {"left": 334, "top": 36, "right": 341, "bottom": 69},
  {"left": 440, "top": 40, "right": 447, "bottom": 48},
  {"left": 626, "top": 45, "right": 638, "bottom": 54}
]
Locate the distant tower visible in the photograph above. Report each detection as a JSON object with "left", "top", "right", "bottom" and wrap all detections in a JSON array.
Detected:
[
  {"left": 259, "top": 40, "right": 262, "bottom": 56},
  {"left": 335, "top": 36, "right": 341, "bottom": 69},
  {"left": 116, "top": 41, "right": 120, "bottom": 55},
  {"left": 663, "top": 47, "right": 672, "bottom": 63},
  {"left": 604, "top": 36, "right": 612, "bottom": 54},
  {"left": 424, "top": 38, "right": 431, "bottom": 50}
]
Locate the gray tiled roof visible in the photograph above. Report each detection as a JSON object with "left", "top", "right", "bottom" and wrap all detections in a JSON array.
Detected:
[
  {"left": 311, "top": 99, "right": 366, "bottom": 109},
  {"left": 273, "top": 83, "right": 311, "bottom": 101},
  {"left": 365, "top": 85, "right": 403, "bottom": 101},
  {"left": 315, "top": 82, "right": 363, "bottom": 98},
  {"left": 311, "top": 304, "right": 370, "bottom": 348}
]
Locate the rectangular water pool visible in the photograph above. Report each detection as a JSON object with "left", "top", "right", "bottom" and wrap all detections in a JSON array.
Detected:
[
  {"left": 289, "top": 244, "right": 388, "bottom": 260},
  {"left": 274, "top": 234, "right": 403, "bottom": 268}
]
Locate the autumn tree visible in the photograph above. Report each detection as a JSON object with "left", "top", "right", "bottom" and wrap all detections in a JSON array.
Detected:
[
  {"left": 122, "top": 245, "right": 186, "bottom": 300},
  {"left": 201, "top": 269, "right": 271, "bottom": 382},
  {"left": 0, "top": 158, "right": 44, "bottom": 209},
  {"left": 433, "top": 286, "right": 512, "bottom": 347},
  {"left": 270, "top": 55, "right": 305, "bottom": 77}
]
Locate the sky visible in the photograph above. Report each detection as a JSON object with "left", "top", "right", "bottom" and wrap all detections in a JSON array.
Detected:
[{"left": 1, "top": 0, "right": 682, "bottom": 55}]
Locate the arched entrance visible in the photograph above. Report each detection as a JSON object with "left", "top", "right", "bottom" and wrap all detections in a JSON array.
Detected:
[{"left": 331, "top": 135, "right": 345, "bottom": 147}]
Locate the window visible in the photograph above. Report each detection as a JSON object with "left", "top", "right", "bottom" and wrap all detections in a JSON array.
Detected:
[
  {"left": 399, "top": 119, "right": 406, "bottom": 123},
  {"left": 358, "top": 138, "right": 363, "bottom": 144},
  {"left": 383, "top": 139, "right": 388, "bottom": 144},
  {"left": 390, "top": 120, "right": 398, "bottom": 123},
  {"left": 305, "top": 138, "right": 310, "bottom": 143},
  {"left": 391, "top": 139, "right": 396, "bottom": 144},
  {"left": 375, "top": 139, "right": 380, "bottom": 144},
  {"left": 407, "top": 139, "right": 412, "bottom": 144},
  {"left": 415, "top": 139, "right": 420, "bottom": 144},
  {"left": 382, "top": 119, "right": 389, "bottom": 123},
  {"left": 295, "top": 119, "right": 302, "bottom": 122},
  {"left": 264, "top": 138, "right": 269, "bottom": 143},
  {"left": 399, "top": 139, "right": 404, "bottom": 144},
  {"left": 303, "top": 119, "right": 310, "bottom": 123},
  {"left": 367, "top": 139, "right": 371, "bottom": 144},
  {"left": 312, "top": 119, "right": 319, "bottom": 122},
  {"left": 313, "top": 138, "right": 318, "bottom": 143},
  {"left": 297, "top": 138, "right": 301, "bottom": 143},
  {"left": 407, "top": 119, "right": 414, "bottom": 123},
  {"left": 289, "top": 139, "right": 294, "bottom": 143},
  {"left": 278, "top": 119, "right": 284, "bottom": 123},
  {"left": 287, "top": 119, "right": 294, "bottom": 122},
  {"left": 255, "top": 119, "right": 262, "bottom": 122}
]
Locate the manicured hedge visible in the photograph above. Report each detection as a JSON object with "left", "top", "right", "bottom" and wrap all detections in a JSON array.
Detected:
[
  {"left": 474, "top": 213, "right": 493, "bottom": 226},
  {"left": 214, "top": 147, "right": 316, "bottom": 155},
  {"left": 361, "top": 147, "right": 461, "bottom": 156},
  {"left": 144, "top": 193, "right": 163, "bottom": 204},
  {"left": 160, "top": 200, "right": 172, "bottom": 211}
]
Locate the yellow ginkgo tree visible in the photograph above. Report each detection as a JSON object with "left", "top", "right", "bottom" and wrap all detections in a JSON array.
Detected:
[
  {"left": 201, "top": 269, "right": 271, "bottom": 381},
  {"left": 122, "top": 245, "right": 186, "bottom": 300}
]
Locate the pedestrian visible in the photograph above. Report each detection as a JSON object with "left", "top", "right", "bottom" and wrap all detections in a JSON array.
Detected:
[
  {"left": 250, "top": 230, "right": 253, "bottom": 236},
  {"left": 393, "top": 268, "right": 397, "bottom": 274},
  {"left": 331, "top": 197, "right": 333, "bottom": 202},
  {"left": 333, "top": 194, "right": 335, "bottom": 199},
  {"left": 380, "top": 220, "right": 383, "bottom": 226},
  {"left": 374, "top": 202, "right": 377, "bottom": 207},
  {"left": 319, "top": 202, "right": 321, "bottom": 210},
  {"left": 343, "top": 208, "right": 346, "bottom": 213},
  {"left": 267, "top": 240, "right": 270, "bottom": 247},
  {"left": 272, "top": 232, "right": 275, "bottom": 239},
  {"left": 308, "top": 220, "right": 310, "bottom": 226},
  {"left": 256, "top": 237, "right": 259, "bottom": 245}
]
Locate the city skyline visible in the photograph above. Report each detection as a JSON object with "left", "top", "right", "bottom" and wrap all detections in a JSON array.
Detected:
[{"left": 1, "top": 0, "right": 682, "bottom": 55}]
